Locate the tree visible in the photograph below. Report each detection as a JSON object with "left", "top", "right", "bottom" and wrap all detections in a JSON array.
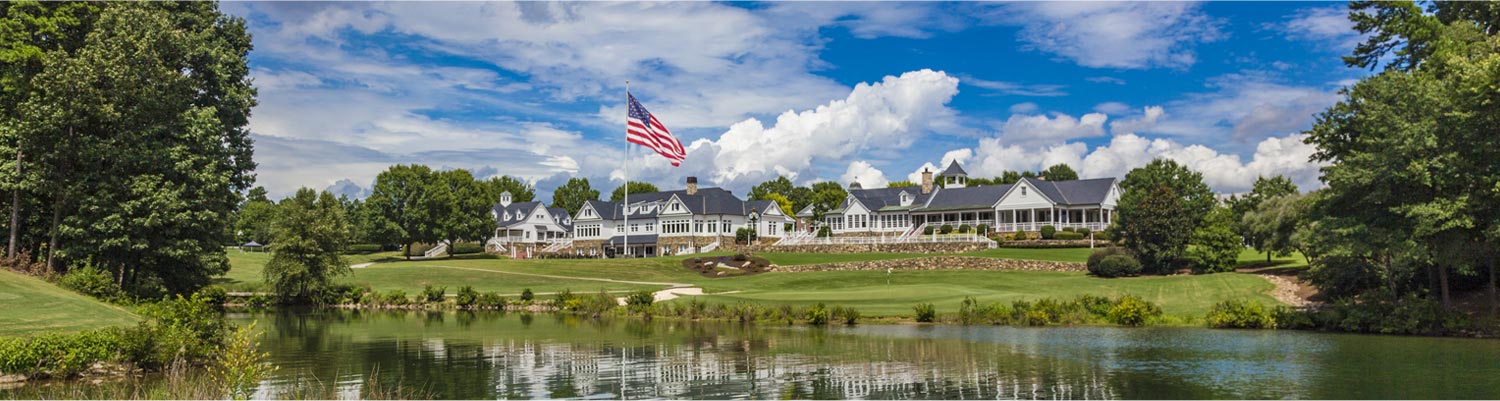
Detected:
[
  {"left": 366, "top": 164, "right": 438, "bottom": 259},
  {"left": 749, "top": 176, "right": 795, "bottom": 201},
  {"left": 483, "top": 175, "right": 534, "bottom": 203},
  {"left": 1227, "top": 175, "right": 1299, "bottom": 255},
  {"left": 808, "top": 181, "right": 847, "bottom": 220},
  {"left": 550, "top": 177, "right": 599, "bottom": 216},
  {"left": 244, "top": 186, "right": 269, "bottom": 203},
  {"left": 235, "top": 198, "right": 277, "bottom": 244},
  {"left": 431, "top": 169, "right": 492, "bottom": 256},
  {"left": 1242, "top": 193, "right": 1308, "bottom": 264},
  {"left": 1110, "top": 185, "right": 1194, "bottom": 274},
  {"left": 886, "top": 180, "right": 916, "bottom": 188},
  {"left": 1184, "top": 207, "right": 1242, "bottom": 274},
  {"left": 1041, "top": 163, "right": 1079, "bottom": 181},
  {"left": 1120, "top": 159, "right": 1216, "bottom": 227},
  {"left": 763, "top": 193, "right": 793, "bottom": 215},
  {"left": 997, "top": 170, "right": 1037, "bottom": 185},
  {"left": 16, "top": 3, "right": 256, "bottom": 294},
  {"left": 609, "top": 181, "right": 659, "bottom": 203},
  {"left": 264, "top": 188, "right": 349, "bottom": 303}
]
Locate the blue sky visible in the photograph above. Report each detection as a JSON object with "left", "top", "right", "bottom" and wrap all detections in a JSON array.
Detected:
[{"left": 224, "top": 1, "right": 1369, "bottom": 202}]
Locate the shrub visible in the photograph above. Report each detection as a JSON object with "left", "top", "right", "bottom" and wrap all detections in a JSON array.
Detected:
[
  {"left": 421, "top": 285, "right": 446, "bottom": 303},
  {"left": 625, "top": 290, "right": 654, "bottom": 314},
  {"left": 58, "top": 265, "right": 121, "bottom": 301},
  {"left": 1039, "top": 225, "right": 1056, "bottom": 239},
  {"left": 957, "top": 297, "right": 984, "bottom": 325},
  {"left": 1205, "top": 299, "right": 1275, "bottom": 329},
  {"left": 0, "top": 328, "right": 125, "bottom": 378},
  {"left": 1314, "top": 292, "right": 1463, "bottom": 335},
  {"left": 913, "top": 303, "right": 937, "bottom": 323},
  {"left": 451, "top": 242, "right": 485, "bottom": 255},
  {"left": 215, "top": 322, "right": 274, "bottom": 400},
  {"left": 976, "top": 224, "right": 989, "bottom": 234},
  {"left": 577, "top": 290, "right": 618, "bottom": 316},
  {"left": 939, "top": 224, "right": 954, "bottom": 234},
  {"left": 476, "top": 292, "right": 507, "bottom": 309},
  {"left": 1090, "top": 254, "right": 1142, "bottom": 278},
  {"left": 1077, "top": 227, "right": 1091, "bottom": 237},
  {"left": 923, "top": 226, "right": 935, "bottom": 235},
  {"left": 246, "top": 293, "right": 273, "bottom": 308},
  {"left": 520, "top": 288, "right": 535, "bottom": 302},
  {"left": 817, "top": 226, "right": 833, "bottom": 238},
  {"left": 958, "top": 224, "right": 971, "bottom": 233},
  {"left": 1062, "top": 227, "right": 1076, "bottom": 233},
  {"left": 379, "top": 290, "right": 409, "bottom": 306},
  {"left": 196, "top": 285, "right": 229, "bottom": 307},
  {"left": 455, "top": 286, "right": 479, "bottom": 308},
  {"left": 982, "top": 302, "right": 1012, "bottom": 325},
  {"left": 1055, "top": 232, "right": 1085, "bottom": 240},
  {"left": 831, "top": 305, "right": 860, "bottom": 325},
  {"left": 407, "top": 243, "right": 434, "bottom": 256},
  {"left": 804, "top": 303, "right": 830, "bottom": 325},
  {"left": 732, "top": 253, "right": 749, "bottom": 262},
  {"left": 1011, "top": 231, "right": 1028, "bottom": 241},
  {"left": 1106, "top": 295, "right": 1162, "bottom": 326},
  {"left": 555, "top": 289, "right": 577, "bottom": 306}
]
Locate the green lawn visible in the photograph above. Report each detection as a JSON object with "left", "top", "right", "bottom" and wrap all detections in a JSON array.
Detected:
[
  {"left": 1236, "top": 248, "right": 1310, "bottom": 270},
  {"left": 689, "top": 269, "right": 1278, "bottom": 317},
  {"left": 0, "top": 270, "right": 140, "bottom": 337},
  {"left": 220, "top": 246, "right": 1279, "bottom": 319}
]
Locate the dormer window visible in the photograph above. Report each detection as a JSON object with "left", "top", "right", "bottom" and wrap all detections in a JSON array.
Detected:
[
  {"left": 503, "top": 211, "right": 511, "bottom": 220},
  {"left": 1021, "top": 187, "right": 1028, "bottom": 196},
  {"left": 899, "top": 192, "right": 911, "bottom": 206}
]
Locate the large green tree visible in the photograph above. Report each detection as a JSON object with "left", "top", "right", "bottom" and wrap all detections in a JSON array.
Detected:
[
  {"left": 1227, "top": 175, "right": 1299, "bottom": 255},
  {"left": 1040, "top": 163, "right": 1079, "bottom": 181},
  {"left": 1110, "top": 158, "right": 1214, "bottom": 274},
  {"left": 1184, "top": 206, "right": 1242, "bottom": 274},
  {"left": 365, "top": 164, "right": 438, "bottom": 259},
  {"left": 483, "top": 175, "right": 534, "bottom": 203},
  {"left": 1242, "top": 192, "right": 1308, "bottom": 264},
  {"left": 14, "top": 3, "right": 255, "bottom": 294},
  {"left": 609, "top": 181, "right": 659, "bottom": 203},
  {"left": 549, "top": 177, "right": 599, "bottom": 216},
  {"left": 808, "top": 181, "right": 847, "bottom": 220},
  {"left": 1120, "top": 159, "right": 1216, "bottom": 227},
  {"left": 264, "top": 188, "right": 349, "bottom": 303},
  {"left": 235, "top": 198, "right": 277, "bottom": 244},
  {"left": 431, "top": 169, "right": 492, "bottom": 256}
]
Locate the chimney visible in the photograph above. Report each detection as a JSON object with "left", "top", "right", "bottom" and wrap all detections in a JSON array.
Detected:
[
  {"left": 686, "top": 176, "right": 698, "bottom": 195},
  {"left": 921, "top": 168, "right": 933, "bottom": 194}
]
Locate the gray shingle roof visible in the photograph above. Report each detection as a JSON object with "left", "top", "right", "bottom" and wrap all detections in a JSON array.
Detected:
[
  {"left": 577, "top": 187, "right": 771, "bottom": 220},
  {"left": 939, "top": 161, "right": 968, "bottom": 177},
  {"left": 547, "top": 207, "right": 574, "bottom": 230},
  {"left": 605, "top": 234, "right": 658, "bottom": 245},
  {"left": 493, "top": 201, "right": 544, "bottom": 227},
  {"left": 918, "top": 185, "right": 1011, "bottom": 211},
  {"left": 1021, "top": 177, "right": 1116, "bottom": 205},
  {"left": 847, "top": 187, "right": 933, "bottom": 212}
]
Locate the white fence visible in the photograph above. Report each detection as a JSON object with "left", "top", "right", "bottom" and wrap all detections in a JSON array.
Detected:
[{"left": 782, "top": 232, "right": 995, "bottom": 246}]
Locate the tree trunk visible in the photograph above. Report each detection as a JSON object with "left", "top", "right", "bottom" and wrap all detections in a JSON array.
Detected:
[
  {"left": 404, "top": 242, "right": 411, "bottom": 260},
  {"left": 1267, "top": 251, "right": 1271, "bottom": 264},
  {"left": 8, "top": 149, "right": 19, "bottom": 258},
  {"left": 46, "top": 199, "right": 61, "bottom": 273},
  {"left": 1488, "top": 257, "right": 1497, "bottom": 316},
  {"left": 1438, "top": 263, "right": 1452, "bottom": 309}
]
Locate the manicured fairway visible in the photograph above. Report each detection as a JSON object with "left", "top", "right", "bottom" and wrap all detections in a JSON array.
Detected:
[
  {"left": 688, "top": 269, "right": 1279, "bottom": 317},
  {"left": 0, "top": 270, "right": 140, "bottom": 337}
]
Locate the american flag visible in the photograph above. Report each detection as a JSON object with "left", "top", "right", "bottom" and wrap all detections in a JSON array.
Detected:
[{"left": 626, "top": 92, "right": 685, "bottom": 166}]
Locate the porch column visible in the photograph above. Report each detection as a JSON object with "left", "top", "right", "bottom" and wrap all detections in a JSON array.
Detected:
[
  {"left": 1030, "top": 209, "right": 1036, "bottom": 231},
  {"left": 1011, "top": 209, "right": 1016, "bottom": 232}
]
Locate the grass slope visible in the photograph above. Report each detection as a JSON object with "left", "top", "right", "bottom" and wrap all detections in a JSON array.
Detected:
[{"left": 0, "top": 270, "right": 140, "bottom": 337}]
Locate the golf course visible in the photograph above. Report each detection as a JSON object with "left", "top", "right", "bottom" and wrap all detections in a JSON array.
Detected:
[{"left": 218, "top": 247, "right": 1295, "bottom": 318}]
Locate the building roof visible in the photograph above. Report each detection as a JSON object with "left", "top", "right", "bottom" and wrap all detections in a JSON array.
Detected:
[
  {"left": 604, "top": 234, "right": 657, "bottom": 245},
  {"left": 919, "top": 185, "right": 1012, "bottom": 211},
  {"left": 846, "top": 186, "right": 932, "bottom": 212},
  {"left": 547, "top": 207, "right": 574, "bottom": 230},
  {"left": 493, "top": 201, "right": 544, "bottom": 227},
  {"left": 939, "top": 161, "right": 968, "bottom": 177},
  {"left": 1022, "top": 177, "right": 1117, "bottom": 205},
  {"left": 577, "top": 187, "right": 780, "bottom": 221}
]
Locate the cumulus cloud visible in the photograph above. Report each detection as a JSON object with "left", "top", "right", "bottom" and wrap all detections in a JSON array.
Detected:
[
  {"left": 1000, "top": 2, "right": 1224, "bottom": 69},
  {"left": 1092, "top": 102, "right": 1132, "bottom": 115},
  {"left": 1149, "top": 73, "right": 1342, "bottom": 143},
  {"left": 1277, "top": 6, "right": 1366, "bottom": 52},
  {"left": 619, "top": 69, "right": 961, "bottom": 192},
  {"left": 840, "top": 161, "right": 890, "bottom": 189},
  {"left": 1108, "top": 106, "right": 1166, "bottom": 135},
  {"left": 997, "top": 112, "right": 1108, "bottom": 148},
  {"left": 1009, "top": 102, "right": 1039, "bottom": 114},
  {"left": 957, "top": 74, "right": 1067, "bottom": 97}
]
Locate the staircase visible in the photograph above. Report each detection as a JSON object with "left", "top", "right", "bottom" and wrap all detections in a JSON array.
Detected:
[
  {"left": 541, "top": 239, "right": 573, "bottom": 253},
  {"left": 486, "top": 237, "right": 507, "bottom": 253},
  {"left": 698, "top": 241, "right": 720, "bottom": 253},
  {"left": 896, "top": 223, "right": 929, "bottom": 242},
  {"left": 423, "top": 241, "right": 449, "bottom": 258}
]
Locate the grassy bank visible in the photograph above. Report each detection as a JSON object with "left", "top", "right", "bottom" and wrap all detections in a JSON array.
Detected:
[{"left": 0, "top": 270, "right": 140, "bottom": 337}]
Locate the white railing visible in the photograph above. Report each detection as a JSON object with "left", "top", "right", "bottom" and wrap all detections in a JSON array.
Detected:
[
  {"left": 424, "top": 241, "right": 449, "bottom": 258},
  {"left": 541, "top": 239, "right": 573, "bottom": 253},
  {"left": 896, "top": 222, "right": 929, "bottom": 242},
  {"left": 486, "top": 237, "right": 507, "bottom": 253},
  {"left": 698, "top": 241, "right": 720, "bottom": 253},
  {"left": 785, "top": 233, "right": 994, "bottom": 246},
  {"left": 993, "top": 222, "right": 1108, "bottom": 232}
]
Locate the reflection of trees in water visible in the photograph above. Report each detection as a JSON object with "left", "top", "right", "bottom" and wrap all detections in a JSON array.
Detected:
[{"left": 245, "top": 311, "right": 1123, "bottom": 399}]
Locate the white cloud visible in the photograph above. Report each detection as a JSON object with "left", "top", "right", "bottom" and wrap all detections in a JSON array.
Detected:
[
  {"left": 618, "top": 69, "right": 960, "bottom": 193},
  {"left": 841, "top": 161, "right": 890, "bottom": 189},
  {"left": 1278, "top": 6, "right": 1365, "bottom": 52},
  {"left": 1087, "top": 76, "right": 1127, "bottom": 85},
  {"left": 1000, "top": 2, "right": 1224, "bottom": 69},
  {"left": 1108, "top": 106, "right": 1166, "bottom": 135},
  {"left": 1009, "top": 102, "right": 1039, "bottom": 114},
  {"left": 957, "top": 74, "right": 1067, "bottom": 97},
  {"left": 1092, "top": 102, "right": 1132, "bottom": 115},
  {"left": 1148, "top": 73, "right": 1342, "bottom": 143},
  {"left": 907, "top": 162, "right": 940, "bottom": 184},
  {"left": 997, "top": 112, "right": 1108, "bottom": 148}
]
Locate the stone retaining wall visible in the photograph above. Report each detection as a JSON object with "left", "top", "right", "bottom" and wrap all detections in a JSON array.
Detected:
[
  {"left": 740, "top": 241, "right": 992, "bottom": 254},
  {"left": 775, "top": 256, "right": 1085, "bottom": 272}
]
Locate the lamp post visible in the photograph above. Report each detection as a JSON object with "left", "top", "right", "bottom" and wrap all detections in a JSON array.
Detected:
[{"left": 748, "top": 208, "right": 760, "bottom": 246}]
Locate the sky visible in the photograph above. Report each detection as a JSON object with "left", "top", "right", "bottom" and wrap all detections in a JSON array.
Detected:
[{"left": 224, "top": 1, "right": 1371, "bottom": 203}]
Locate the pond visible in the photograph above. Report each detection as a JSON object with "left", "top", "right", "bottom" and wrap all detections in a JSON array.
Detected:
[{"left": 11, "top": 309, "right": 1500, "bottom": 399}]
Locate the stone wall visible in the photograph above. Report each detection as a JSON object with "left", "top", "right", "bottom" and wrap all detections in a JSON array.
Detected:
[
  {"left": 775, "top": 256, "right": 1084, "bottom": 272},
  {"left": 737, "top": 241, "right": 992, "bottom": 254}
]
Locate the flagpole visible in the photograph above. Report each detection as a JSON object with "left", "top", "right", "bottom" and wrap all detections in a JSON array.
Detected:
[{"left": 623, "top": 80, "right": 630, "bottom": 257}]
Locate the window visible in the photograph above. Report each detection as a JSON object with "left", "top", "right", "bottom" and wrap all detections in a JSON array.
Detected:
[
  {"left": 722, "top": 220, "right": 732, "bottom": 233},
  {"left": 1021, "top": 187, "right": 1027, "bottom": 196}
]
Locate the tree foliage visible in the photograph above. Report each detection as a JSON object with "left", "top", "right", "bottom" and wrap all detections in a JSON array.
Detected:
[
  {"left": 264, "top": 188, "right": 349, "bottom": 303},
  {"left": 431, "top": 169, "right": 492, "bottom": 256},
  {"left": 1040, "top": 163, "right": 1079, "bottom": 181},
  {"left": 1185, "top": 207, "right": 1243, "bottom": 274},
  {"left": 549, "top": 177, "right": 598, "bottom": 216},
  {"left": 886, "top": 180, "right": 916, "bottom": 188},
  {"left": 365, "top": 164, "right": 438, "bottom": 259},
  {"left": 1241, "top": 192, "right": 1308, "bottom": 263},
  {"left": 1110, "top": 184, "right": 1194, "bottom": 274},
  {"left": 609, "top": 181, "right": 659, "bottom": 203}
]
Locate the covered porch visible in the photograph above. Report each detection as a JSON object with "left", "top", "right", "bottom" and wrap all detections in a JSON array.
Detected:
[{"left": 993, "top": 206, "right": 1112, "bottom": 233}]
